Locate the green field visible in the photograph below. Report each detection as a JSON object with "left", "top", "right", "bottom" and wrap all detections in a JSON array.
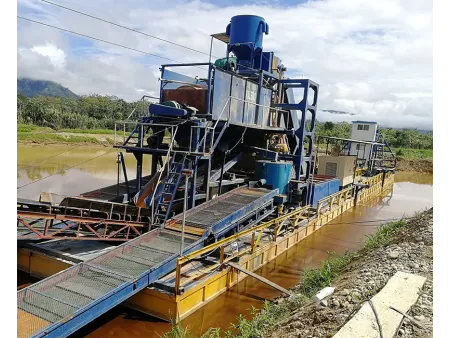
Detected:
[
  {"left": 17, "top": 133, "right": 107, "bottom": 144},
  {"left": 393, "top": 148, "right": 433, "bottom": 160},
  {"left": 58, "top": 128, "right": 115, "bottom": 135},
  {"left": 17, "top": 124, "right": 115, "bottom": 145}
]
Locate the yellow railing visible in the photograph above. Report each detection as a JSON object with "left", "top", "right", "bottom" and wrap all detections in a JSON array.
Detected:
[
  {"left": 316, "top": 186, "right": 353, "bottom": 216},
  {"left": 174, "top": 172, "right": 394, "bottom": 295},
  {"left": 174, "top": 205, "right": 312, "bottom": 294},
  {"left": 361, "top": 173, "right": 383, "bottom": 186}
]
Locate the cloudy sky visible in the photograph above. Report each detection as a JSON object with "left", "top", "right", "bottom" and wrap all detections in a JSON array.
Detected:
[{"left": 17, "top": 0, "right": 433, "bottom": 129}]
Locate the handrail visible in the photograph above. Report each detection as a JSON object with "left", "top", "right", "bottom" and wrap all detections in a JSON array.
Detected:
[
  {"left": 148, "top": 125, "right": 179, "bottom": 223},
  {"left": 127, "top": 95, "right": 160, "bottom": 120},
  {"left": 192, "top": 96, "right": 231, "bottom": 153},
  {"left": 174, "top": 205, "right": 312, "bottom": 293},
  {"left": 229, "top": 96, "right": 290, "bottom": 114},
  {"left": 178, "top": 205, "right": 311, "bottom": 264}
]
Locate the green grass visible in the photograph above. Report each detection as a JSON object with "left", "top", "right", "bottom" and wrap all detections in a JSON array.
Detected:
[
  {"left": 362, "top": 220, "right": 407, "bottom": 252},
  {"left": 17, "top": 124, "right": 114, "bottom": 135},
  {"left": 161, "top": 319, "right": 221, "bottom": 338},
  {"left": 296, "top": 252, "right": 354, "bottom": 297},
  {"left": 17, "top": 133, "right": 103, "bottom": 144},
  {"left": 58, "top": 128, "right": 115, "bottom": 135},
  {"left": 17, "top": 124, "right": 54, "bottom": 133},
  {"left": 17, "top": 124, "right": 114, "bottom": 145},
  {"left": 393, "top": 148, "right": 433, "bottom": 160}
]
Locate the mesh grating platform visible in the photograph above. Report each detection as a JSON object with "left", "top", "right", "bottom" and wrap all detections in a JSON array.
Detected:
[
  {"left": 17, "top": 229, "right": 200, "bottom": 338},
  {"left": 17, "top": 187, "right": 276, "bottom": 337},
  {"left": 171, "top": 187, "right": 275, "bottom": 230}
]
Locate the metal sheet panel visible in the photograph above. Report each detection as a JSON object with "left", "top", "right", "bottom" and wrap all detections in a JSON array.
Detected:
[
  {"left": 260, "top": 87, "right": 272, "bottom": 127},
  {"left": 230, "top": 76, "right": 245, "bottom": 124},
  {"left": 212, "top": 69, "right": 231, "bottom": 121},
  {"left": 163, "top": 70, "right": 200, "bottom": 89},
  {"left": 244, "top": 81, "right": 258, "bottom": 125}
]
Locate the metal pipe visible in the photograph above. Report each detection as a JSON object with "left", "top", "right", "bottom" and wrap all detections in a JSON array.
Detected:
[
  {"left": 120, "top": 152, "right": 130, "bottom": 201},
  {"left": 308, "top": 143, "right": 319, "bottom": 205},
  {"left": 116, "top": 153, "right": 121, "bottom": 198},
  {"left": 180, "top": 171, "right": 190, "bottom": 256},
  {"left": 218, "top": 152, "right": 227, "bottom": 196},
  {"left": 161, "top": 62, "right": 212, "bottom": 67},
  {"left": 208, "top": 36, "right": 213, "bottom": 64}
]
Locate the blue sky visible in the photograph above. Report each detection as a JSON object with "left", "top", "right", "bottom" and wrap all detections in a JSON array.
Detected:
[{"left": 17, "top": 0, "right": 433, "bottom": 129}]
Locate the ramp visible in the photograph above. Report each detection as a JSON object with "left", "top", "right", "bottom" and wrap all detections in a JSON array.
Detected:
[
  {"left": 17, "top": 229, "right": 202, "bottom": 338},
  {"left": 17, "top": 187, "right": 277, "bottom": 337}
]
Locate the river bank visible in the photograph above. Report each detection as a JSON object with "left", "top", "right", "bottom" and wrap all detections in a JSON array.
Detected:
[
  {"left": 17, "top": 135, "right": 433, "bottom": 174},
  {"left": 263, "top": 208, "right": 433, "bottom": 338},
  {"left": 163, "top": 208, "right": 433, "bottom": 338}
]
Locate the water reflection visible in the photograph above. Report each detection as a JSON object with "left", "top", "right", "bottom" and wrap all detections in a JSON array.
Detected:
[{"left": 17, "top": 145, "right": 150, "bottom": 200}]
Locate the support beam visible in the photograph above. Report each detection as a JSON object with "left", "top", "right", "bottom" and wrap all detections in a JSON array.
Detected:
[
  {"left": 226, "top": 262, "right": 293, "bottom": 297},
  {"left": 209, "top": 153, "right": 242, "bottom": 182}
]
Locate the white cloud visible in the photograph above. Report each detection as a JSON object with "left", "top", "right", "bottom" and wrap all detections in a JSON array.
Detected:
[
  {"left": 17, "top": 0, "right": 433, "bottom": 129},
  {"left": 31, "top": 43, "right": 66, "bottom": 68}
]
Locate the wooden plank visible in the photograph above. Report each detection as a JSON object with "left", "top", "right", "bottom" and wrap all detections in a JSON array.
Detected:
[{"left": 227, "top": 262, "right": 293, "bottom": 297}]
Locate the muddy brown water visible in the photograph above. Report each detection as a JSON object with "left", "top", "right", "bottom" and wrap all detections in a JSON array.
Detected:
[{"left": 17, "top": 146, "right": 433, "bottom": 337}]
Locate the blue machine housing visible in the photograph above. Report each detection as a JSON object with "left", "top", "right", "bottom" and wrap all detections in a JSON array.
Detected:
[
  {"left": 309, "top": 176, "right": 340, "bottom": 207},
  {"left": 254, "top": 161, "right": 292, "bottom": 195},
  {"left": 149, "top": 103, "right": 188, "bottom": 117}
]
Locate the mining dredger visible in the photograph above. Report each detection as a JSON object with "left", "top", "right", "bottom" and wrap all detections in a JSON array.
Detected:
[{"left": 17, "top": 15, "right": 397, "bottom": 338}]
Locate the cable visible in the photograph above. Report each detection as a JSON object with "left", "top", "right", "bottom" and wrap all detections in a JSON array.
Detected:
[
  {"left": 17, "top": 149, "right": 117, "bottom": 189},
  {"left": 17, "top": 16, "right": 206, "bottom": 70},
  {"left": 327, "top": 217, "right": 413, "bottom": 226},
  {"left": 40, "top": 0, "right": 220, "bottom": 59},
  {"left": 368, "top": 299, "right": 384, "bottom": 338}
]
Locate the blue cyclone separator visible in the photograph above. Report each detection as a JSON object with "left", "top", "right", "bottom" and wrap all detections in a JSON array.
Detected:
[
  {"left": 255, "top": 161, "right": 292, "bottom": 195},
  {"left": 226, "top": 15, "right": 269, "bottom": 67},
  {"left": 226, "top": 15, "right": 269, "bottom": 49}
]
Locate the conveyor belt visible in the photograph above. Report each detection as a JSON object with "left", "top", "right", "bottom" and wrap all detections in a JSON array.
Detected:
[
  {"left": 17, "top": 187, "right": 277, "bottom": 337},
  {"left": 17, "top": 228, "right": 201, "bottom": 338},
  {"left": 166, "top": 187, "right": 278, "bottom": 236}
]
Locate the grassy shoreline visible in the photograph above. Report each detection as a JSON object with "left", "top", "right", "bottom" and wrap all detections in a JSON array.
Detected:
[
  {"left": 16, "top": 125, "right": 434, "bottom": 169},
  {"left": 163, "top": 212, "right": 430, "bottom": 338},
  {"left": 17, "top": 124, "right": 114, "bottom": 146}
]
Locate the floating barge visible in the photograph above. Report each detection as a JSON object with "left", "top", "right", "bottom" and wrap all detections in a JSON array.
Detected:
[{"left": 17, "top": 14, "right": 396, "bottom": 338}]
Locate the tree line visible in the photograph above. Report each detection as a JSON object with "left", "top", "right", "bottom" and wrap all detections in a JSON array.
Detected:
[
  {"left": 17, "top": 94, "right": 146, "bottom": 130},
  {"left": 315, "top": 121, "right": 432, "bottom": 150},
  {"left": 17, "top": 94, "right": 432, "bottom": 150}
]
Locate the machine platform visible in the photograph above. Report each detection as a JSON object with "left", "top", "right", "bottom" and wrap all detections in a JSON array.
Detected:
[{"left": 17, "top": 187, "right": 277, "bottom": 337}]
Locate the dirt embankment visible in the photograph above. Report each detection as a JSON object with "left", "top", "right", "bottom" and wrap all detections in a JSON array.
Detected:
[
  {"left": 397, "top": 158, "right": 433, "bottom": 174},
  {"left": 267, "top": 209, "right": 433, "bottom": 338}
]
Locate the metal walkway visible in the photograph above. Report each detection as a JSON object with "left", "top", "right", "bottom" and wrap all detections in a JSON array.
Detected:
[
  {"left": 17, "top": 229, "right": 202, "bottom": 338},
  {"left": 17, "top": 187, "right": 277, "bottom": 338}
]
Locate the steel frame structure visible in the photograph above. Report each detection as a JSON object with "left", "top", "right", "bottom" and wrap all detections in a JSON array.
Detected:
[
  {"left": 17, "top": 211, "right": 145, "bottom": 242},
  {"left": 113, "top": 60, "right": 319, "bottom": 221}
]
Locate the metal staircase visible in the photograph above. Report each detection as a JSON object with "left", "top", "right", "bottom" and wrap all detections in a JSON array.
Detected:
[
  {"left": 153, "top": 154, "right": 187, "bottom": 224},
  {"left": 369, "top": 132, "right": 396, "bottom": 172}
]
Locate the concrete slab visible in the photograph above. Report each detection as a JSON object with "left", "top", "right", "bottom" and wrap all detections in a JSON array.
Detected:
[{"left": 333, "top": 271, "right": 426, "bottom": 338}]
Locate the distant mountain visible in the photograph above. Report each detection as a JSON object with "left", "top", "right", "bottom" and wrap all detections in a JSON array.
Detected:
[
  {"left": 322, "top": 109, "right": 356, "bottom": 116},
  {"left": 17, "top": 78, "right": 78, "bottom": 99}
]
